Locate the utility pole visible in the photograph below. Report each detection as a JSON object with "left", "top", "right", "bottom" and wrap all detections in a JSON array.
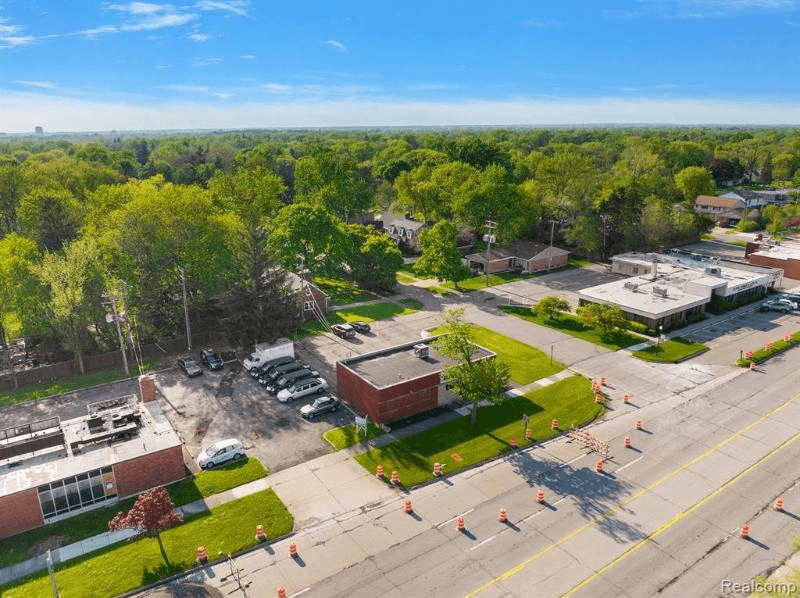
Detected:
[
  {"left": 483, "top": 220, "right": 497, "bottom": 288},
  {"left": 103, "top": 290, "right": 129, "bottom": 378},
  {"left": 179, "top": 266, "right": 192, "bottom": 351},
  {"left": 599, "top": 214, "right": 608, "bottom": 261},
  {"left": 547, "top": 218, "right": 558, "bottom": 272}
]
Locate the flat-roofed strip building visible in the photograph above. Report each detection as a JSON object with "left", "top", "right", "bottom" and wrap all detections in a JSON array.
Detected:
[
  {"left": 746, "top": 239, "right": 800, "bottom": 280},
  {"left": 336, "top": 336, "right": 495, "bottom": 425},
  {"left": 578, "top": 252, "right": 782, "bottom": 330},
  {"left": 0, "top": 385, "right": 184, "bottom": 540}
]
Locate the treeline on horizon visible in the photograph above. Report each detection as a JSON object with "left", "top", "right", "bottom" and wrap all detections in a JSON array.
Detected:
[{"left": 2, "top": 126, "right": 800, "bottom": 368}]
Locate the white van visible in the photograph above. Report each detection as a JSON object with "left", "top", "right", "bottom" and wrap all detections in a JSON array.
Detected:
[{"left": 197, "top": 438, "right": 245, "bottom": 469}]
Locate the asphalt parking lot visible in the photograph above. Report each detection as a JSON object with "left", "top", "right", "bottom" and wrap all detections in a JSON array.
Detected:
[{"left": 155, "top": 359, "right": 353, "bottom": 474}]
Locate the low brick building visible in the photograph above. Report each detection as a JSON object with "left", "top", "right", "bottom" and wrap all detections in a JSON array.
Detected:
[
  {"left": 0, "top": 379, "right": 184, "bottom": 541},
  {"left": 745, "top": 240, "right": 800, "bottom": 280},
  {"left": 336, "top": 336, "right": 494, "bottom": 425},
  {"left": 465, "top": 241, "right": 569, "bottom": 275}
]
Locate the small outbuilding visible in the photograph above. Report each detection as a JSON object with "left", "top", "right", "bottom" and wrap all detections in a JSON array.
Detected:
[{"left": 465, "top": 241, "right": 569, "bottom": 275}]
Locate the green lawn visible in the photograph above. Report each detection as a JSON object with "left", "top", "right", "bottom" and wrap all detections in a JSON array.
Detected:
[
  {"left": 0, "top": 457, "right": 268, "bottom": 570},
  {"left": 354, "top": 376, "right": 600, "bottom": 487},
  {"left": 728, "top": 240, "right": 748, "bottom": 247},
  {"left": 632, "top": 338, "right": 709, "bottom": 363},
  {"left": 313, "top": 276, "right": 376, "bottom": 304},
  {"left": 443, "top": 325, "right": 564, "bottom": 385},
  {"left": 441, "top": 259, "right": 590, "bottom": 292},
  {"left": 500, "top": 305, "right": 647, "bottom": 351},
  {"left": 425, "top": 285, "right": 457, "bottom": 296},
  {"left": 323, "top": 420, "right": 386, "bottom": 450},
  {"left": 0, "top": 362, "right": 155, "bottom": 407},
  {"left": 396, "top": 272, "right": 417, "bottom": 284},
  {"left": 0, "top": 489, "right": 293, "bottom": 598}
]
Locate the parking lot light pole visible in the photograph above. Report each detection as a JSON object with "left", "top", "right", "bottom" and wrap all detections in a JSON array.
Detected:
[{"left": 657, "top": 324, "right": 663, "bottom": 352}]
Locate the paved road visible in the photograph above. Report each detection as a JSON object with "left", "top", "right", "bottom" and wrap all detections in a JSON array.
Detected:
[
  {"left": 135, "top": 269, "right": 800, "bottom": 598},
  {"left": 174, "top": 350, "right": 799, "bottom": 598}
]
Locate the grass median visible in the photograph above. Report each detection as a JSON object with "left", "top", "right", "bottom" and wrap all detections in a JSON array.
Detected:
[
  {"left": 500, "top": 305, "right": 646, "bottom": 351},
  {"left": 303, "top": 301, "right": 421, "bottom": 335},
  {"left": 632, "top": 338, "right": 709, "bottom": 363},
  {"left": 0, "top": 488, "right": 292, "bottom": 598},
  {"left": 323, "top": 420, "right": 386, "bottom": 450},
  {"left": 0, "top": 457, "right": 268, "bottom": 570},
  {"left": 353, "top": 375, "right": 600, "bottom": 487},
  {"left": 434, "top": 325, "right": 564, "bottom": 385}
]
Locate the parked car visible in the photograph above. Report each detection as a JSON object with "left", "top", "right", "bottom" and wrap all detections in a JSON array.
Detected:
[
  {"left": 350, "top": 321, "right": 371, "bottom": 334},
  {"left": 251, "top": 355, "right": 295, "bottom": 379},
  {"left": 266, "top": 360, "right": 304, "bottom": 381},
  {"left": 201, "top": 348, "right": 223, "bottom": 371},
  {"left": 277, "top": 377, "right": 328, "bottom": 402},
  {"left": 776, "top": 296, "right": 799, "bottom": 309},
  {"left": 177, "top": 357, "right": 203, "bottom": 377},
  {"left": 265, "top": 368, "right": 316, "bottom": 394},
  {"left": 331, "top": 324, "right": 356, "bottom": 338},
  {"left": 760, "top": 300, "right": 793, "bottom": 313},
  {"left": 197, "top": 438, "right": 244, "bottom": 469},
  {"left": 300, "top": 395, "right": 340, "bottom": 419}
]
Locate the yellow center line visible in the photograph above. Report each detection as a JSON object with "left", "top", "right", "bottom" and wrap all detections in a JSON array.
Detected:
[
  {"left": 465, "top": 392, "right": 800, "bottom": 598},
  {"left": 561, "top": 426, "right": 800, "bottom": 597}
]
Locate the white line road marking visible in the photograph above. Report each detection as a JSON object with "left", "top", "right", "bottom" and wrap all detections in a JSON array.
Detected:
[
  {"left": 438, "top": 508, "right": 474, "bottom": 528},
  {"left": 615, "top": 455, "right": 644, "bottom": 473}
]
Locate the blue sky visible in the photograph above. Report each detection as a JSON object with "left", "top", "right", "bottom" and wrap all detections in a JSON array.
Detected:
[{"left": 2, "top": 0, "right": 800, "bottom": 132}]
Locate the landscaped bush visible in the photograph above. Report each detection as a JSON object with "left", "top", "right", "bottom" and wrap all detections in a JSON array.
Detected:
[
  {"left": 736, "top": 331, "right": 800, "bottom": 366},
  {"left": 625, "top": 320, "right": 649, "bottom": 334}
]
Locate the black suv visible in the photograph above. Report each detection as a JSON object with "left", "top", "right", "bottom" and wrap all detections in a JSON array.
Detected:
[
  {"left": 351, "top": 321, "right": 371, "bottom": 334},
  {"left": 300, "top": 395, "right": 340, "bottom": 419},
  {"left": 177, "top": 357, "right": 203, "bottom": 377},
  {"left": 201, "top": 349, "right": 223, "bottom": 371},
  {"left": 252, "top": 355, "right": 294, "bottom": 379}
]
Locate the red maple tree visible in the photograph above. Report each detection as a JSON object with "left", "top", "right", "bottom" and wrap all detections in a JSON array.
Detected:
[{"left": 109, "top": 486, "right": 182, "bottom": 565}]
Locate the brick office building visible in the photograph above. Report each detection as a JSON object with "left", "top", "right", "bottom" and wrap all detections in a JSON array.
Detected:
[
  {"left": 745, "top": 240, "right": 800, "bottom": 280},
  {"left": 0, "top": 376, "right": 185, "bottom": 541},
  {"left": 336, "top": 337, "right": 494, "bottom": 425}
]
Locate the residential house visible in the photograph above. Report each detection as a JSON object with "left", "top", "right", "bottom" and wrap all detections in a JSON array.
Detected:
[
  {"left": 287, "top": 272, "right": 330, "bottom": 321},
  {"left": 377, "top": 212, "right": 427, "bottom": 250},
  {"left": 693, "top": 195, "right": 746, "bottom": 227},
  {"left": 465, "top": 241, "right": 569, "bottom": 275}
]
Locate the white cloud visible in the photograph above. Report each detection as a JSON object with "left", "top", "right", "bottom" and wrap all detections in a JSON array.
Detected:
[
  {"left": 608, "top": 0, "right": 800, "bottom": 18},
  {"left": 212, "top": 92, "right": 232, "bottom": 99},
  {"left": 240, "top": 54, "right": 255, "bottom": 59},
  {"left": 155, "top": 64, "right": 170, "bottom": 69},
  {"left": 160, "top": 84, "right": 210, "bottom": 92},
  {"left": 324, "top": 40, "right": 347, "bottom": 52},
  {"left": 192, "top": 57, "right": 221, "bottom": 67},
  {"left": 188, "top": 31, "right": 212, "bottom": 41},
  {"left": 121, "top": 12, "right": 198, "bottom": 31},
  {"left": 195, "top": 1, "right": 249, "bottom": 16},
  {"left": 263, "top": 83, "right": 291, "bottom": 93},
  {"left": 14, "top": 80, "right": 56, "bottom": 89},
  {"left": 406, "top": 83, "right": 462, "bottom": 91},
  {"left": 0, "top": 17, "right": 36, "bottom": 49},
  {"left": 108, "top": 3, "right": 169, "bottom": 15}
]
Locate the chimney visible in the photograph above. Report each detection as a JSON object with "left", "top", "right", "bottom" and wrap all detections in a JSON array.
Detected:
[{"left": 139, "top": 374, "right": 156, "bottom": 403}]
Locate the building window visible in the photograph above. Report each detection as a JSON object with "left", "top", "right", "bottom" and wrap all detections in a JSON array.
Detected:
[
  {"left": 37, "top": 466, "right": 117, "bottom": 520},
  {"left": 633, "top": 267, "right": 639, "bottom": 274},
  {"left": 303, "top": 301, "right": 312, "bottom": 311}
]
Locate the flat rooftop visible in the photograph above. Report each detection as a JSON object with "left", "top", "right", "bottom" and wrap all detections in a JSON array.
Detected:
[
  {"left": 339, "top": 336, "right": 495, "bottom": 389},
  {"left": 750, "top": 241, "right": 800, "bottom": 261},
  {"left": 580, "top": 255, "right": 781, "bottom": 319},
  {"left": 0, "top": 398, "right": 181, "bottom": 498}
]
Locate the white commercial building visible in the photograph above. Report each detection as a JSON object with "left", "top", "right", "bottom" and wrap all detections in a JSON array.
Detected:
[{"left": 578, "top": 251, "right": 783, "bottom": 330}]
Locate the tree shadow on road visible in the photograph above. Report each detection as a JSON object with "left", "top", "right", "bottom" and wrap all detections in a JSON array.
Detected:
[{"left": 507, "top": 449, "right": 645, "bottom": 545}]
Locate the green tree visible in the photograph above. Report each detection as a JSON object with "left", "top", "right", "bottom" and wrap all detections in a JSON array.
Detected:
[
  {"left": 414, "top": 221, "right": 470, "bottom": 283},
  {"left": 36, "top": 239, "right": 106, "bottom": 373},
  {"left": 674, "top": 166, "right": 716, "bottom": 204},
  {"left": 433, "top": 308, "right": 510, "bottom": 427},
  {"left": 294, "top": 151, "right": 372, "bottom": 221},
  {"left": 267, "top": 203, "right": 347, "bottom": 276},
  {"left": 208, "top": 167, "right": 285, "bottom": 220},
  {"left": 17, "top": 188, "right": 83, "bottom": 251},
  {"left": 451, "top": 164, "right": 524, "bottom": 239},
  {"left": 0, "top": 233, "right": 46, "bottom": 344},
  {"left": 534, "top": 296, "right": 570, "bottom": 320},
  {"left": 0, "top": 164, "right": 25, "bottom": 236},
  {"left": 578, "top": 303, "right": 627, "bottom": 338},
  {"left": 759, "top": 151, "right": 774, "bottom": 184},
  {"left": 346, "top": 224, "right": 403, "bottom": 292}
]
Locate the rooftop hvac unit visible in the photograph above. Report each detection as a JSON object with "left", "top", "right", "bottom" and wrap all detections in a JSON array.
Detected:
[
  {"left": 413, "top": 344, "right": 429, "bottom": 359},
  {"left": 652, "top": 286, "right": 668, "bottom": 297},
  {"left": 704, "top": 266, "right": 721, "bottom": 275},
  {"left": 623, "top": 282, "right": 639, "bottom": 291}
]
